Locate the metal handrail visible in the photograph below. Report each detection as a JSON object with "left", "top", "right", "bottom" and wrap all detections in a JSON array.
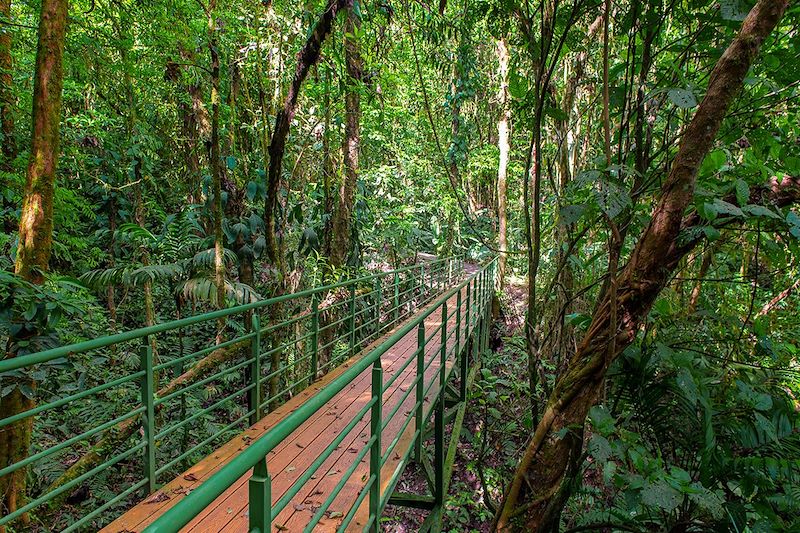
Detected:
[
  {"left": 0, "top": 256, "right": 467, "bottom": 531},
  {"left": 0, "top": 257, "right": 456, "bottom": 373},
  {"left": 144, "top": 257, "right": 496, "bottom": 533}
]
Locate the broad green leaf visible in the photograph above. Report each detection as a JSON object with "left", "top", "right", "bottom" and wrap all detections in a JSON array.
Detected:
[
  {"left": 641, "top": 480, "right": 682, "bottom": 512},
  {"left": 787, "top": 211, "right": 800, "bottom": 238},
  {"left": 742, "top": 204, "right": 781, "bottom": 219},
  {"left": 559, "top": 204, "right": 586, "bottom": 226},
  {"left": 594, "top": 180, "right": 631, "bottom": 219},
  {"left": 509, "top": 67, "right": 528, "bottom": 99},
  {"left": 700, "top": 150, "right": 726, "bottom": 177},
  {"left": 589, "top": 405, "right": 615, "bottom": 436},
  {"left": 668, "top": 88, "right": 697, "bottom": 109},
  {"left": 705, "top": 199, "right": 744, "bottom": 218},
  {"left": 720, "top": 0, "right": 748, "bottom": 21},
  {"left": 735, "top": 179, "right": 750, "bottom": 205},
  {"left": 677, "top": 368, "right": 698, "bottom": 406},
  {"left": 246, "top": 181, "right": 258, "bottom": 201}
]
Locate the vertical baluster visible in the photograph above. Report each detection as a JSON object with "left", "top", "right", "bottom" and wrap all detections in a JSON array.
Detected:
[
  {"left": 465, "top": 278, "right": 472, "bottom": 336},
  {"left": 447, "top": 258, "right": 452, "bottom": 286},
  {"left": 457, "top": 289, "right": 467, "bottom": 401},
  {"left": 414, "top": 322, "right": 425, "bottom": 460},
  {"left": 310, "top": 294, "right": 319, "bottom": 381},
  {"left": 369, "top": 359, "right": 383, "bottom": 533},
  {"left": 434, "top": 302, "right": 447, "bottom": 507},
  {"left": 393, "top": 272, "right": 399, "bottom": 325},
  {"left": 419, "top": 263, "right": 425, "bottom": 304},
  {"left": 483, "top": 273, "right": 491, "bottom": 354},
  {"left": 140, "top": 338, "right": 156, "bottom": 494},
  {"left": 440, "top": 302, "right": 447, "bottom": 390},
  {"left": 249, "top": 457, "right": 271, "bottom": 532},
  {"left": 349, "top": 283, "right": 356, "bottom": 357},
  {"left": 455, "top": 289, "right": 462, "bottom": 354},
  {"left": 374, "top": 276, "right": 382, "bottom": 336},
  {"left": 250, "top": 315, "right": 262, "bottom": 425}
]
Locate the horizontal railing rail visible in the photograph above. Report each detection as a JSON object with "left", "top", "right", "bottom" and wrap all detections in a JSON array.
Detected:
[
  {"left": 0, "top": 256, "right": 466, "bottom": 532},
  {"left": 143, "top": 257, "right": 497, "bottom": 533}
]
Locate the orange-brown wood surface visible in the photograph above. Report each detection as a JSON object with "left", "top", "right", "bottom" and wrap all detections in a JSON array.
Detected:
[{"left": 103, "top": 285, "right": 475, "bottom": 533}]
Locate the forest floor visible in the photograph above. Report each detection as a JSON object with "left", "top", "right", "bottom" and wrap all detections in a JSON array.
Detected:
[{"left": 381, "top": 276, "right": 529, "bottom": 532}]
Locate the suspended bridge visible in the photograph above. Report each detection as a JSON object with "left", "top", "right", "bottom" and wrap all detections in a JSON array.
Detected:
[{"left": 0, "top": 256, "right": 496, "bottom": 533}]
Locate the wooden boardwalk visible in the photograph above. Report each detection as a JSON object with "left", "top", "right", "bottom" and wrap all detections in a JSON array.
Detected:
[{"left": 104, "top": 286, "right": 471, "bottom": 533}]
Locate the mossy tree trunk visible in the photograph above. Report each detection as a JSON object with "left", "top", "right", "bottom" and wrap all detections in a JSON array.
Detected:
[
  {"left": 118, "top": 13, "right": 159, "bottom": 369},
  {"left": 330, "top": 9, "right": 362, "bottom": 269},
  {"left": 0, "top": 0, "right": 14, "bottom": 166},
  {"left": 495, "top": 1, "right": 790, "bottom": 529},
  {"left": 264, "top": 0, "right": 353, "bottom": 274},
  {"left": 206, "top": 0, "right": 227, "bottom": 342},
  {"left": 0, "top": 0, "right": 68, "bottom": 527},
  {"left": 262, "top": 0, "right": 352, "bottom": 407},
  {"left": 495, "top": 36, "right": 510, "bottom": 289}
]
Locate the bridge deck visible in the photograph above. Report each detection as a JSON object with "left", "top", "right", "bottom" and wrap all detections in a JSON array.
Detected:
[{"left": 104, "top": 286, "right": 469, "bottom": 533}]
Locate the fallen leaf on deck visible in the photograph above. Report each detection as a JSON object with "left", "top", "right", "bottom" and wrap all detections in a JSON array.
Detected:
[
  {"left": 183, "top": 473, "right": 198, "bottom": 482},
  {"left": 144, "top": 492, "right": 170, "bottom": 504}
]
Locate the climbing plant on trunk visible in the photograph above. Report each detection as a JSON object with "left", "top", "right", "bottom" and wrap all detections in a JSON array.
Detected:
[
  {"left": 0, "top": 0, "right": 68, "bottom": 525},
  {"left": 496, "top": 1, "right": 792, "bottom": 529},
  {"left": 330, "top": 6, "right": 363, "bottom": 268}
]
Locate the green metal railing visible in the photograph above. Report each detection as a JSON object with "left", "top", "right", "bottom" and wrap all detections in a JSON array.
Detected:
[
  {"left": 143, "top": 257, "right": 497, "bottom": 533},
  {"left": 0, "top": 257, "right": 466, "bottom": 532}
]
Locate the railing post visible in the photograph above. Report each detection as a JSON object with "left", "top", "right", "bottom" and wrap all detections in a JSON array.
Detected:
[
  {"left": 465, "top": 279, "right": 472, "bottom": 336},
  {"left": 249, "top": 457, "right": 271, "bottom": 532},
  {"left": 434, "top": 302, "right": 447, "bottom": 507},
  {"left": 455, "top": 288, "right": 462, "bottom": 353},
  {"left": 140, "top": 338, "right": 156, "bottom": 494},
  {"left": 250, "top": 314, "right": 262, "bottom": 426},
  {"left": 440, "top": 302, "right": 447, "bottom": 391},
  {"left": 310, "top": 294, "right": 319, "bottom": 381},
  {"left": 349, "top": 283, "right": 356, "bottom": 357},
  {"left": 483, "top": 280, "right": 491, "bottom": 354},
  {"left": 374, "top": 277, "right": 382, "bottom": 336},
  {"left": 414, "top": 322, "right": 425, "bottom": 460},
  {"left": 369, "top": 359, "right": 383, "bottom": 533},
  {"left": 393, "top": 272, "right": 399, "bottom": 325},
  {"left": 419, "top": 263, "right": 425, "bottom": 303},
  {"left": 483, "top": 264, "right": 493, "bottom": 353},
  {"left": 447, "top": 258, "right": 452, "bottom": 286}
]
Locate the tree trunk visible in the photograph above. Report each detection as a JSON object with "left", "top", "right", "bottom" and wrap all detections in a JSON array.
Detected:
[
  {"left": 756, "top": 276, "right": 800, "bottom": 319},
  {"left": 120, "top": 20, "right": 159, "bottom": 366},
  {"left": 263, "top": 0, "right": 351, "bottom": 408},
  {"left": 1, "top": 0, "right": 67, "bottom": 526},
  {"left": 321, "top": 65, "right": 336, "bottom": 264},
  {"left": 107, "top": 194, "right": 118, "bottom": 328},
  {"left": 687, "top": 244, "right": 715, "bottom": 315},
  {"left": 208, "top": 5, "right": 227, "bottom": 342},
  {"left": 0, "top": 0, "right": 14, "bottom": 165},
  {"left": 496, "top": 37, "right": 510, "bottom": 289},
  {"left": 264, "top": 0, "right": 353, "bottom": 272},
  {"left": 496, "top": 2, "right": 789, "bottom": 529},
  {"left": 330, "top": 8, "right": 362, "bottom": 268}
]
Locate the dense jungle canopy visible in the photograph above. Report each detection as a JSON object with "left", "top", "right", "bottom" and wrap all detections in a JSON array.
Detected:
[{"left": 1, "top": 0, "right": 800, "bottom": 531}]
